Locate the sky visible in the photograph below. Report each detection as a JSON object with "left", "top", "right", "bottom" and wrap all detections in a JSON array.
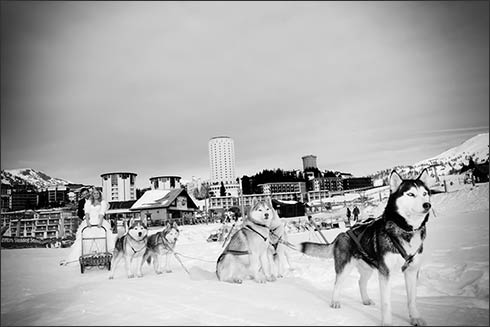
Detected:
[{"left": 1, "top": 1, "right": 489, "bottom": 189}]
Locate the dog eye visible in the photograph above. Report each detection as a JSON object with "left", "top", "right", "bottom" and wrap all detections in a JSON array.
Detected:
[{"left": 407, "top": 192, "right": 415, "bottom": 197}]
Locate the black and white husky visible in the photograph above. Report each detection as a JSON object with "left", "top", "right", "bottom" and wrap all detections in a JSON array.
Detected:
[
  {"left": 108, "top": 218, "right": 148, "bottom": 279},
  {"left": 143, "top": 222, "right": 180, "bottom": 274},
  {"left": 301, "top": 169, "right": 432, "bottom": 326}
]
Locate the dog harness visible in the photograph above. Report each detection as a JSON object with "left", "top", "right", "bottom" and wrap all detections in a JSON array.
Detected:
[
  {"left": 385, "top": 221, "right": 426, "bottom": 272},
  {"left": 127, "top": 234, "right": 148, "bottom": 254},
  {"left": 346, "top": 217, "right": 427, "bottom": 273},
  {"left": 345, "top": 219, "right": 380, "bottom": 270},
  {"left": 221, "top": 222, "right": 269, "bottom": 256}
]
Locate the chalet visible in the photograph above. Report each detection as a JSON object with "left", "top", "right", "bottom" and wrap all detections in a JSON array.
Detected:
[{"left": 130, "top": 188, "right": 198, "bottom": 225}]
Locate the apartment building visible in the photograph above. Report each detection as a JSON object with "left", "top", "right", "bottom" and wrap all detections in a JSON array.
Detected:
[
  {"left": 1, "top": 208, "right": 79, "bottom": 239},
  {"left": 257, "top": 181, "right": 306, "bottom": 196}
]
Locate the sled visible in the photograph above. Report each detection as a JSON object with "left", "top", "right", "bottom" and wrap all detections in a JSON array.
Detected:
[{"left": 79, "top": 225, "right": 112, "bottom": 274}]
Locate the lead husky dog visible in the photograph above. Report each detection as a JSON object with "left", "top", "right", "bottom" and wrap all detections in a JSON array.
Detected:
[
  {"left": 301, "top": 169, "right": 432, "bottom": 326},
  {"left": 109, "top": 218, "right": 148, "bottom": 279},
  {"left": 216, "top": 199, "right": 275, "bottom": 283},
  {"left": 143, "top": 221, "right": 180, "bottom": 274},
  {"left": 268, "top": 211, "right": 292, "bottom": 279}
]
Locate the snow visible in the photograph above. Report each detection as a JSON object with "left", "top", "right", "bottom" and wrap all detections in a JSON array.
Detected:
[
  {"left": 1, "top": 168, "right": 71, "bottom": 189},
  {"left": 416, "top": 132, "right": 489, "bottom": 165},
  {"left": 1, "top": 183, "right": 489, "bottom": 326},
  {"left": 130, "top": 189, "right": 172, "bottom": 209}
]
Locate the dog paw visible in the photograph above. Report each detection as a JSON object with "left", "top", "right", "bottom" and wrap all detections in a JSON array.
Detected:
[
  {"left": 156, "top": 270, "right": 163, "bottom": 275},
  {"left": 267, "top": 275, "right": 277, "bottom": 282},
  {"left": 255, "top": 277, "right": 267, "bottom": 283},
  {"left": 128, "top": 274, "right": 135, "bottom": 279},
  {"left": 136, "top": 274, "right": 143, "bottom": 278},
  {"left": 362, "top": 299, "right": 375, "bottom": 306},
  {"left": 277, "top": 274, "right": 284, "bottom": 278},
  {"left": 410, "top": 317, "right": 426, "bottom": 326},
  {"left": 330, "top": 301, "right": 341, "bottom": 309},
  {"left": 108, "top": 276, "right": 114, "bottom": 280},
  {"left": 165, "top": 269, "right": 172, "bottom": 273},
  {"left": 233, "top": 279, "right": 243, "bottom": 284}
]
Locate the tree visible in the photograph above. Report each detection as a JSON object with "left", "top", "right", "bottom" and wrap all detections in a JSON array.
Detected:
[{"left": 220, "top": 182, "right": 226, "bottom": 196}]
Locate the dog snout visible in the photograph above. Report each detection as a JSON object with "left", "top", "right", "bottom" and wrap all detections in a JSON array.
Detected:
[
  {"left": 138, "top": 231, "right": 142, "bottom": 237},
  {"left": 264, "top": 213, "right": 269, "bottom": 219},
  {"left": 423, "top": 202, "right": 431, "bottom": 210}
]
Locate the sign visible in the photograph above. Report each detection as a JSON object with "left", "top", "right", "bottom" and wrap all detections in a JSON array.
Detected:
[{"left": 1, "top": 236, "right": 47, "bottom": 248}]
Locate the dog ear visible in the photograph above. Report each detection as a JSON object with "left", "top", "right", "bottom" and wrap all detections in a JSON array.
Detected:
[
  {"left": 417, "top": 169, "right": 430, "bottom": 187},
  {"left": 389, "top": 170, "right": 403, "bottom": 193}
]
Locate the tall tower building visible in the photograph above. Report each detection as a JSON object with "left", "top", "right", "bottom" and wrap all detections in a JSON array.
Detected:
[
  {"left": 208, "top": 136, "right": 239, "bottom": 197},
  {"left": 302, "top": 155, "right": 318, "bottom": 170}
]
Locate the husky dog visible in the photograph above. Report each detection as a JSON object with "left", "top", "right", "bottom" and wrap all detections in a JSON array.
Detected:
[
  {"left": 268, "top": 212, "right": 292, "bottom": 279},
  {"left": 216, "top": 199, "right": 275, "bottom": 283},
  {"left": 143, "top": 221, "right": 180, "bottom": 274},
  {"left": 301, "top": 169, "right": 432, "bottom": 326},
  {"left": 108, "top": 218, "right": 149, "bottom": 279}
]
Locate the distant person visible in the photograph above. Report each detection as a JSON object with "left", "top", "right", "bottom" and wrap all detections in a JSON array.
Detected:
[
  {"left": 353, "top": 206, "right": 360, "bottom": 223},
  {"left": 77, "top": 188, "right": 90, "bottom": 223},
  {"left": 346, "top": 207, "right": 351, "bottom": 222},
  {"left": 60, "top": 188, "right": 115, "bottom": 266}
]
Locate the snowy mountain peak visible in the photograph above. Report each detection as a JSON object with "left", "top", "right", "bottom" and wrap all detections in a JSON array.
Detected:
[
  {"left": 1, "top": 168, "right": 72, "bottom": 189},
  {"left": 416, "top": 132, "right": 489, "bottom": 166}
]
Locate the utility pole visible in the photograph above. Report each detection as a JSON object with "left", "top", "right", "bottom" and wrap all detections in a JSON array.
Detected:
[{"left": 237, "top": 177, "right": 245, "bottom": 220}]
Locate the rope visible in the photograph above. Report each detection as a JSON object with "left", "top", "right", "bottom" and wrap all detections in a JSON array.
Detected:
[{"left": 173, "top": 251, "right": 217, "bottom": 263}]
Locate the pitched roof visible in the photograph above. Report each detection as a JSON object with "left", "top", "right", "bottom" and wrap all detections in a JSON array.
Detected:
[
  {"left": 130, "top": 188, "right": 198, "bottom": 210},
  {"left": 106, "top": 200, "right": 137, "bottom": 214}
]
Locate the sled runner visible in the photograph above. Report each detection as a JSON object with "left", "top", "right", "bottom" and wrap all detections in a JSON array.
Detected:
[{"left": 79, "top": 225, "right": 112, "bottom": 274}]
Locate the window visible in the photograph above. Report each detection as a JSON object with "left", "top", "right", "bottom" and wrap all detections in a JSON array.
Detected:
[{"left": 111, "top": 174, "right": 117, "bottom": 186}]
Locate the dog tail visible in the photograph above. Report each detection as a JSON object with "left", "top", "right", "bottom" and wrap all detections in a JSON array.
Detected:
[
  {"left": 146, "top": 254, "right": 152, "bottom": 265},
  {"left": 300, "top": 242, "right": 334, "bottom": 259}
]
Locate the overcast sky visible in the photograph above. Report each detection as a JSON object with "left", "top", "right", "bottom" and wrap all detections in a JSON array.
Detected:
[{"left": 1, "top": 1, "right": 488, "bottom": 189}]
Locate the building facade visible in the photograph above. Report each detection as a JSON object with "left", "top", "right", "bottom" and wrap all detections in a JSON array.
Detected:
[
  {"left": 150, "top": 175, "right": 182, "bottom": 190},
  {"left": 342, "top": 177, "right": 373, "bottom": 190},
  {"left": 310, "top": 177, "right": 344, "bottom": 192},
  {"left": 130, "top": 188, "right": 198, "bottom": 226},
  {"left": 101, "top": 172, "right": 137, "bottom": 202},
  {"left": 1, "top": 208, "right": 79, "bottom": 239},
  {"left": 257, "top": 182, "right": 306, "bottom": 197},
  {"left": 208, "top": 136, "right": 240, "bottom": 197}
]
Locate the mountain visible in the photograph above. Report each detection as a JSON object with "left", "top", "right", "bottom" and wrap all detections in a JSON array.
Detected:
[
  {"left": 1, "top": 168, "right": 72, "bottom": 190},
  {"left": 369, "top": 132, "right": 489, "bottom": 185},
  {"left": 416, "top": 133, "right": 489, "bottom": 166}
]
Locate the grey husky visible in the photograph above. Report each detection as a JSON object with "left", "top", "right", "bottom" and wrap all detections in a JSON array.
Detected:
[
  {"left": 301, "top": 169, "right": 432, "bottom": 326},
  {"left": 143, "top": 222, "right": 180, "bottom": 274},
  {"left": 216, "top": 199, "right": 275, "bottom": 283}
]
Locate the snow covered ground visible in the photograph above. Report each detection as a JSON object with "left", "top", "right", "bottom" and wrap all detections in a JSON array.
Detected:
[{"left": 1, "top": 183, "right": 488, "bottom": 326}]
